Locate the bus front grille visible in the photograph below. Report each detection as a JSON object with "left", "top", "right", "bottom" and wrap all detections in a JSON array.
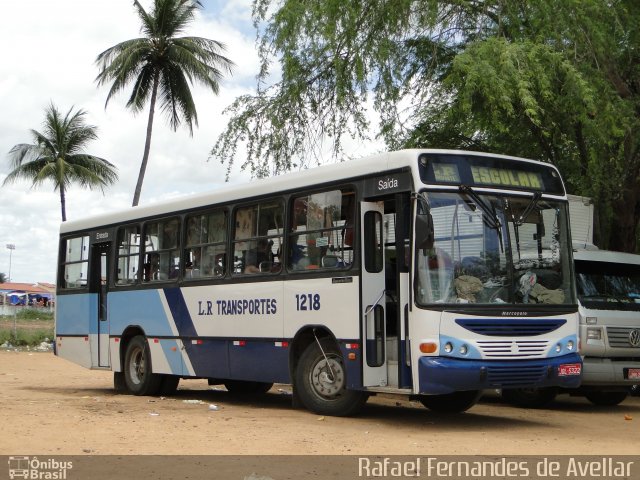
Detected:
[
  {"left": 477, "top": 340, "right": 549, "bottom": 358},
  {"left": 456, "top": 319, "right": 566, "bottom": 337},
  {"left": 486, "top": 365, "right": 548, "bottom": 386}
]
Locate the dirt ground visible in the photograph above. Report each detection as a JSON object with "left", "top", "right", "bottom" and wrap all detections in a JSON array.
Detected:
[{"left": 1, "top": 350, "right": 639, "bottom": 456}]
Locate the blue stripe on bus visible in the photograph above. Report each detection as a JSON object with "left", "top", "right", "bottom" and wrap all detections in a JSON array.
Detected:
[
  {"left": 109, "top": 290, "right": 174, "bottom": 337},
  {"left": 159, "top": 338, "right": 183, "bottom": 375},
  {"left": 162, "top": 287, "right": 206, "bottom": 376},
  {"left": 163, "top": 288, "right": 198, "bottom": 337},
  {"left": 56, "top": 294, "right": 98, "bottom": 335},
  {"left": 185, "top": 338, "right": 230, "bottom": 379},
  {"left": 228, "top": 341, "right": 290, "bottom": 383}
]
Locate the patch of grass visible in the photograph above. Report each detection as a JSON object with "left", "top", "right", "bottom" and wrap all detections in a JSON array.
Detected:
[
  {"left": 0, "top": 327, "right": 54, "bottom": 346},
  {"left": 14, "top": 309, "right": 54, "bottom": 321}
]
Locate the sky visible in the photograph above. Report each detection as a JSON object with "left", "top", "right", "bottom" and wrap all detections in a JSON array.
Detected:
[{"left": 0, "top": 0, "right": 381, "bottom": 285}]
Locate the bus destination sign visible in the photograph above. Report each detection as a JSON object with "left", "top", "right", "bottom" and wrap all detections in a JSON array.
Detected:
[
  {"left": 432, "top": 163, "right": 543, "bottom": 189},
  {"left": 470, "top": 166, "right": 543, "bottom": 189},
  {"left": 421, "top": 153, "right": 564, "bottom": 195}
]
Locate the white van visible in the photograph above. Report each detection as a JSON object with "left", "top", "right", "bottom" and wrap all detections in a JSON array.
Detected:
[{"left": 503, "top": 249, "right": 640, "bottom": 407}]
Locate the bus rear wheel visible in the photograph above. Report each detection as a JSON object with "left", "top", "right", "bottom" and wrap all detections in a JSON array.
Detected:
[
  {"left": 419, "top": 390, "right": 481, "bottom": 413},
  {"left": 295, "top": 338, "right": 368, "bottom": 416},
  {"left": 501, "top": 387, "right": 557, "bottom": 408},
  {"left": 224, "top": 380, "right": 273, "bottom": 394},
  {"left": 584, "top": 391, "right": 628, "bottom": 406},
  {"left": 123, "top": 335, "right": 163, "bottom": 396}
]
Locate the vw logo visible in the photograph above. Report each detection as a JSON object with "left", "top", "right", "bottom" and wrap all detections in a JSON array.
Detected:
[{"left": 630, "top": 329, "right": 640, "bottom": 348}]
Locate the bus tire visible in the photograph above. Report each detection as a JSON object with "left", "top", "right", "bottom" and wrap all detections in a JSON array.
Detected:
[
  {"left": 295, "top": 338, "right": 368, "bottom": 416},
  {"left": 419, "top": 390, "right": 481, "bottom": 413},
  {"left": 224, "top": 380, "right": 273, "bottom": 394},
  {"left": 501, "top": 387, "right": 557, "bottom": 408},
  {"left": 584, "top": 391, "right": 628, "bottom": 406},
  {"left": 123, "top": 335, "right": 163, "bottom": 396}
]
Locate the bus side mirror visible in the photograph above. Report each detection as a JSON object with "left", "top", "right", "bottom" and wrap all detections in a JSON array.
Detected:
[{"left": 416, "top": 212, "right": 434, "bottom": 250}]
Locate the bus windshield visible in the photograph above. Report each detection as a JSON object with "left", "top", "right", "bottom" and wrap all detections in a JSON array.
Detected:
[
  {"left": 416, "top": 190, "right": 576, "bottom": 306},
  {"left": 576, "top": 260, "right": 640, "bottom": 311}
]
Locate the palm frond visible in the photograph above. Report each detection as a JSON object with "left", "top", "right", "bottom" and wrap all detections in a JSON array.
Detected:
[
  {"left": 171, "top": 37, "right": 235, "bottom": 91},
  {"left": 159, "top": 63, "right": 197, "bottom": 132},
  {"left": 127, "top": 65, "right": 157, "bottom": 112}
]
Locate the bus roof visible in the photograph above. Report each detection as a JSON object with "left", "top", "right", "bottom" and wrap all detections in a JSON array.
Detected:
[{"left": 60, "top": 149, "right": 559, "bottom": 234}]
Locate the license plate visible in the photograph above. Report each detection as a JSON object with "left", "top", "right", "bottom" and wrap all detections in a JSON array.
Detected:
[
  {"left": 558, "top": 363, "right": 582, "bottom": 376},
  {"left": 628, "top": 369, "right": 640, "bottom": 380}
]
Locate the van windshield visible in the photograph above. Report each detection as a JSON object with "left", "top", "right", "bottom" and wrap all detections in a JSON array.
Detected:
[{"left": 576, "top": 260, "right": 640, "bottom": 311}]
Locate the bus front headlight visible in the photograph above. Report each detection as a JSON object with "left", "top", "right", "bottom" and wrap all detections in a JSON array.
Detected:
[{"left": 444, "top": 342, "right": 453, "bottom": 353}]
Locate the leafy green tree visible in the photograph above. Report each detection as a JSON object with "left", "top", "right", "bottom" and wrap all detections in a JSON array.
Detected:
[
  {"left": 96, "top": 0, "right": 235, "bottom": 207},
  {"left": 4, "top": 103, "right": 118, "bottom": 222},
  {"left": 213, "top": 0, "right": 640, "bottom": 251},
  {"left": 0, "top": 272, "right": 6, "bottom": 284}
]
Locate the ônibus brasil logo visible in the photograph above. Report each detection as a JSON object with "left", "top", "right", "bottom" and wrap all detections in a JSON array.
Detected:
[{"left": 8, "top": 457, "right": 73, "bottom": 479}]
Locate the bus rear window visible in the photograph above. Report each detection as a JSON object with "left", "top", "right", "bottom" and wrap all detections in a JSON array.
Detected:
[{"left": 60, "top": 235, "right": 89, "bottom": 289}]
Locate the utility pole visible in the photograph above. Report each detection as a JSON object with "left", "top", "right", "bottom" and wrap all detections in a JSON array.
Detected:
[{"left": 6, "top": 243, "right": 15, "bottom": 282}]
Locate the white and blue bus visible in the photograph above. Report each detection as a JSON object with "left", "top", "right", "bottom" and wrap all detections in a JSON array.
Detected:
[{"left": 55, "top": 149, "right": 581, "bottom": 416}]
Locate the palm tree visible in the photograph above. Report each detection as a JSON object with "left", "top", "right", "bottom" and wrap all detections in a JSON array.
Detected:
[
  {"left": 4, "top": 103, "right": 118, "bottom": 222},
  {"left": 95, "top": 0, "right": 234, "bottom": 207}
]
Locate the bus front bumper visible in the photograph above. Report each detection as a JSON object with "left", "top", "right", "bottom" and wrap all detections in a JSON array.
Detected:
[{"left": 418, "top": 354, "right": 582, "bottom": 394}]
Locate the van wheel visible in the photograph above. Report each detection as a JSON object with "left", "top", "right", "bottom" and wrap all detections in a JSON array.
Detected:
[
  {"left": 419, "top": 390, "right": 481, "bottom": 413},
  {"left": 501, "top": 387, "right": 557, "bottom": 408},
  {"left": 295, "top": 338, "right": 368, "bottom": 416},
  {"left": 123, "top": 335, "right": 163, "bottom": 395},
  {"left": 224, "top": 380, "right": 273, "bottom": 394},
  {"left": 584, "top": 391, "right": 628, "bottom": 406}
]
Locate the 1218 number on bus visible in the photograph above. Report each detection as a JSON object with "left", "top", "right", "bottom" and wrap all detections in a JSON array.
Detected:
[{"left": 295, "top": 294, "right": 321, "bottom": 311}]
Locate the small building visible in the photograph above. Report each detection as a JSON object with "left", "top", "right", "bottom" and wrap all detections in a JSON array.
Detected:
[{"left": 0, "top": 282, "right": 56, "bottom": 307}]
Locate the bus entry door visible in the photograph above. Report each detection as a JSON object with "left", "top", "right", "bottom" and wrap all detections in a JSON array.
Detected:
[
  {"left": 90, "top": 242, "right": 111, "bottom": 368},
  {"left": 360, "top": 201, "right": 387, "bottom": 387}
]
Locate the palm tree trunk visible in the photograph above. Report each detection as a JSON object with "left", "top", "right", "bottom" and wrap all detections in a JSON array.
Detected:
[
  {"left": 60, "top": 184, "right": 67, "bottom": 222},
  {"left": 132, "top": 72, "right": 159, "bottom": 207}
]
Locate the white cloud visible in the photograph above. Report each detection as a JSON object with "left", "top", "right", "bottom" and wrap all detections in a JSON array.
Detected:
[
  {"left": 0, "top": 0, "right": 384, "bottom": 285},
  {"left": 0, "top": 0, "right": 259, "bottom": 283}
]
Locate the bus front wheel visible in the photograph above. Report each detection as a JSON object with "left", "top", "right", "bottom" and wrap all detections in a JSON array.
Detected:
[
  {"left": 123, "top": 335, "right": 163, "bottom": 396},
  {"left": 295, "top": 338, "right": 368, "bottom": 416},
  {"left": 419, "top": 390, "right": 481, "bottom": 413}
]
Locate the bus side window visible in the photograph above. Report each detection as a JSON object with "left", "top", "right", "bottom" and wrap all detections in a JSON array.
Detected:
[
  {"left": 143, "top": 218, "right": 180, "bottom": 282},
  {"left": 288, "top": 188, "right": 355, "bottom": 271},
  {"left": 184, "top": 210, "right": 227, "bottom": 279},
  {"left": 116, "top": 225, "right": 140, "bottom": 285},
  {"left": 233, "top": 201, "right": 283, "bottom": 276}
]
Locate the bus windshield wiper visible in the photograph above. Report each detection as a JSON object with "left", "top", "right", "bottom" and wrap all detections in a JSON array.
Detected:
[
  {"left": 460, "top": 185, "right": 503, "bottom": 253},
  {"left": 515, "top": 192, "right": 542, "bottom": 227}
]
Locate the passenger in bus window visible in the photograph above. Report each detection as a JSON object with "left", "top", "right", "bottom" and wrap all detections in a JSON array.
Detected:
[
  {"left": 143, "top": 252, "right": 160, "bottom": 282},
  {"left": 289, "top": 234, "right": 306, "bottom": 268},
  {"left": 245, "top": 239, "right": 272, "bottom": 274}
]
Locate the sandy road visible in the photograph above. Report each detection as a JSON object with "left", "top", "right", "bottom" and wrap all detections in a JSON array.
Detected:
[{"left": 1, "top": 350, "right": 639, "bottom": 456}]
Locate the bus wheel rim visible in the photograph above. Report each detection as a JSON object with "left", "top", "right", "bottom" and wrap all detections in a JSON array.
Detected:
[{"left": 310, "top": 356, "right": 344, "bottom": 399}]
